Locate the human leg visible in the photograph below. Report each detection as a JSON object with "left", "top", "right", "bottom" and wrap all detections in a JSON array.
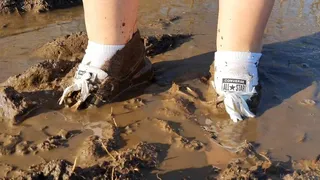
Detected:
[
  {"left": 59, "top": 0, "right": 153, "bottom": 108},
  {"left": 213, "top": 0, "right": 275, "bottom": 122}
]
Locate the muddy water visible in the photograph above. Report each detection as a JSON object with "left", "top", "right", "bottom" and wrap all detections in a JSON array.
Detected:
[{"left": 0, "top": 0, "right": 320, "bottom": 178}]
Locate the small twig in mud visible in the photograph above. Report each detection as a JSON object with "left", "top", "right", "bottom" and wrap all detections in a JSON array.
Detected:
[
  {"left": 57, "top": 52, "right": 62, "bottom": 61},
  {"left": 258, "top": 153, "right": 272, "bottom": 164},
  {"left": 186, "top": 87, "right": 199, "bottom": 98},
  {"left": 111, "top": 167, "right": 115, "bottom": 180},
  {"left": 100, "top": 139, "right": 116, "bottom": 162},
  {"left": 112, "top": 118, "right": 118, "bottom": 128},
  {"left": 71, "top": 157, "right": 78, "bottom": 173},
  {"left": 156, "top": 173, "right": 162, "bottom": 180},
  {"left": 110, "top": 107, "right": 114, "bottom": 115}
]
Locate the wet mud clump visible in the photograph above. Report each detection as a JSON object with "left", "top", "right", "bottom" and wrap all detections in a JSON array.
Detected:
[
  {"left": 0, "top": 0, "right": 82, "bottom": 14},
  {"left": 6, "top": 143, "right": 159, "bottom": 179},
  {"left": 0, "top": 87, "right": 36, "bottom": 124},
  {"left": 77, "top": 122, "right": 120, "bottom": 167},
  {"left": 34, "top": 32, "right": 193, "bottom": 60},
  {"left": 0, "top": 59, "right": 79, "bottom": 124},
  {"left": 206, "top": 142, "right": 320, "bottom": 179},
  {"left": 0, "top": 133, "right": 22, "bottom": 156},
  {"left": 34, "top": 32, "right": 88, "bottom": 61}
]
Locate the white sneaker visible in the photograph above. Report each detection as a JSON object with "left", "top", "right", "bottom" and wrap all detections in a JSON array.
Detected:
[
  {"left": 212, "top": 52, "right": 262, "bottom": 122},
  {"left": 58, "top": 62, "right": 108, "bottom": 107}
]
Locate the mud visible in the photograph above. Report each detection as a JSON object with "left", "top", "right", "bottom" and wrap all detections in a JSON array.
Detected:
[
  {"left": 34, "top": 32, "right": 193, "bottom": 60},
  {"left": 1, "top": 0, "right": 320, "bottom": 179},
  {"left": 0, "top": 32, "right": 193, "bottom": 124},
  {"left": 0, "top": 0, "right": 82, "bottom": 14},
  {"left": 145, "top": 34, "right": 193, "bottom": 57},
  {"left": 2, "top": 143, "right": 158, "bottom": 179},
  {"left": 0, "top": 59, "right": 79, "bottom": 124},
  {"left": 33, "top": 32, "right": 88, "bottom": 61},
  {"left": 206, "top": 143, "right": 320, "bottom": 180}
]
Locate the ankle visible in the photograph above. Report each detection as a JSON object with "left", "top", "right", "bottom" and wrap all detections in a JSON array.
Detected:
[{"left": 81, "top": 41, "right": 125, "bottom": 69}]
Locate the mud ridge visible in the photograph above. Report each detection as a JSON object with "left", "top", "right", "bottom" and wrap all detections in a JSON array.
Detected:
[
  {"left": 4, "top": 143, "right": 159, "bottom": 180},
  {"left": 33, "top": 32, "right": 193, "bottom": 60},
  {"left": 0, "top": 59, "right": 79, "bottom": 124},
  {"left": 0, "top": 0, "right": 82, "bottom": 14}
]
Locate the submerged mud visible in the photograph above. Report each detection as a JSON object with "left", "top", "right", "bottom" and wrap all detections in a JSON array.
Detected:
[{"left": 0, "top": 0, "right": 82, "bottom": 14}]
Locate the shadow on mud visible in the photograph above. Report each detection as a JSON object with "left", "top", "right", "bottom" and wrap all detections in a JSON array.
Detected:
[
  {"left": 258, "top": 32, "right": 320, "bottom": 116},
  {"left": 152, "top": 32, "right": 320, "bottom": 117}
]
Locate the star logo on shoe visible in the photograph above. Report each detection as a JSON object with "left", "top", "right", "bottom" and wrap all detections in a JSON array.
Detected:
[{"left": 230, "top": 85, "right": 236, "bottom": 91}]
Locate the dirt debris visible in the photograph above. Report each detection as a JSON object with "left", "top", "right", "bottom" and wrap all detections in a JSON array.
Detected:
[
  {"left": 284, "top": 160, "right": 320, "bottom": 179},
  {"left": 37, "top": 135, "right": 68, "bottom": 151},
  {"left": 205, "top": 142, "right": 320, "bottom": 180},
  {"left": 4, "top": 142, "right": 159, "bottom": 179},
  {"left": 0, "top": 86, "right": 37, "bottom": 124},
  {"left": 173, "top": 136, "right": 204, "bottom": 151},
  {"left": 77, "top": 135, "right": 113, "bottom": 166},
  {"left": 77, "top": 121, "right": 120, "bottom": 166},
  {"left": 0, "top": 0, "right": 82, "bottom": 14},
  {"left": 0, "top": 59, "right": 79, "bottom": 124},
  {"left": 15, "top": 141, "right": 36, "bottom": 155},
  {"left": 1, "top": 59, "right": 78, "bottom": 91},
  {"left": 0, "top": 133, "right": 22, "bottom": 156}
]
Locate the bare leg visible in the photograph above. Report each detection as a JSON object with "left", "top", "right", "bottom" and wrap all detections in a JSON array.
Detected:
[
  {"left": 217, "top": 0, "right": 275, "bottom": 52},
  {"left": 213, "top": 0, "right": 275, "bottom": 122},
  {"left": 60, "top": 0, "right": 147, "bottom": 107},
  {"left": 83, "top": 0, "right": 139, "bottom": 45}
]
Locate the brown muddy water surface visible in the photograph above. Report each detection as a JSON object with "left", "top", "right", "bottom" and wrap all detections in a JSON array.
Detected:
[{"left": 0, "top": 0, "right": 320, "bottom": 179}]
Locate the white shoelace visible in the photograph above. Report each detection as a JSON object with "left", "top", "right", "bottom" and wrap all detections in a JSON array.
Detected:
[
  {"left": 213, "top": 81, "right": 257, "bottom": 122},
  {"left": 59, "top": 64, "right": 108, "bottom": 105},
  {"left": 222, "top": 89, "right": 256, "bottom": 122}
]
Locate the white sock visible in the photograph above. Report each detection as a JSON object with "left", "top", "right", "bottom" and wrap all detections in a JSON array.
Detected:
[
  {"left": 213, "top": 51, "right": 262, "bottom": 122},
  {"left": 81, "top": 41, "right": 125, "bottom": 69}
]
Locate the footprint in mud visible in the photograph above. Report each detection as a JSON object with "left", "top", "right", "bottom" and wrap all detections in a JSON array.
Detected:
[
  {"left": 0, "top": 133, "right": 23, "bottom": 156},
  {"left": 149, "top": 118, "right": 205, "bottom": 151}
]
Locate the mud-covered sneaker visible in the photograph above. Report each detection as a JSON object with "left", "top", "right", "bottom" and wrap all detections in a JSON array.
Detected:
[
  {"left": 59, "top": 31, "right": 153, "bottom": 109},
  {"left": 211, "top": 52, "right": 262, "bottom": 122}
]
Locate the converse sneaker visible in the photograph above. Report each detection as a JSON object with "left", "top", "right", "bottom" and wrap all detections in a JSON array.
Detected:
[
  {"left": 59, "top": 31, "right": 154, "bottom": 109},
  {"left": 212, "top": 52, "right": 262, "bottom": 122}
]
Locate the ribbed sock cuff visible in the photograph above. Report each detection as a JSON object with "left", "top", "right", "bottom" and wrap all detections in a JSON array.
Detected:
[{"left": 82, "top": 41, "right": 125, "bottom": 68}]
